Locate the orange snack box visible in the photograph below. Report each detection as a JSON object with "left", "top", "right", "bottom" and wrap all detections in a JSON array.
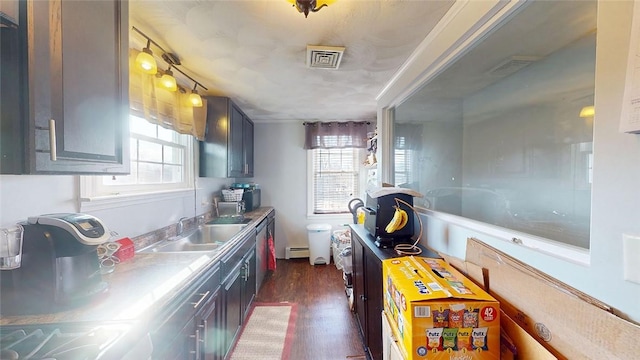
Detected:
[{"left": 383, "top": 257, "right": 500, "bottom": 360}]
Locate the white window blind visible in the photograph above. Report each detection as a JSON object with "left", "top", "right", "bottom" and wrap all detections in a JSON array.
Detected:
[
  {"left": 394, "top": 136, "right": 414, "bottom": 186},
  {"left": 312, "top": 148, "right": 360, "bottom": 214}
]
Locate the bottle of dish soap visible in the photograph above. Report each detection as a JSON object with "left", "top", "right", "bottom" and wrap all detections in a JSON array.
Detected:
[{"left": 357, "top": 207, "right": 366, "bottom": 224}]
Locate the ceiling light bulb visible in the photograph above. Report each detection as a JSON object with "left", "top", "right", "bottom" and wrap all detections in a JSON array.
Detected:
[
  {"left": 161, "top": 69, "right": 177, "bottom": 91},
  {"left": 135, "top": 42, "right": 157, "bottom": 74},
  {"left": 189, "top": 91, "right": 203, "bottom": 107},
  {"left": 579, "top": 105, "right": 595, "bottom": 118}
]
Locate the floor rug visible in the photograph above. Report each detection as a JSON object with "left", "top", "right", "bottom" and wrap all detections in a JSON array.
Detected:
[{"left": 230, "top": 302, "right": 297, "bottom": 360}]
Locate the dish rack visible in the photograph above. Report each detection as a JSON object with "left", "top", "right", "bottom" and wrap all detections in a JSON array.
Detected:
[{"left": 222, "top": 189, "right": 244, "bottom": 202}]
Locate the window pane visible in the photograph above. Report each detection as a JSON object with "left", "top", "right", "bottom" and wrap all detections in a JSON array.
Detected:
[
  {"left": 130, "top": 138, "right": 138, "bottom": 160},
  {"left": 138, "top": 162, "right": 163, "bottom": 184},
  {"left": 313, "top": 148, "right": 359, "bottom": 214},
  {"left": 106, "top": 166, "right": 138, "bottom": 186},
  {"left": 163, "top": 146, "right": 183, "bottom": 165},
  {"left": 392, "top": 1, "right": 595, "bottom": 249},
  {"left": 157, "top": 126, "right": 174, "bottom": 142},
  {"left": 130, "top": 115, "right": 157, "bottom": 136},
  {"left": 92, "top": 114, "right": 193, "bottom": 195},
  {"left": 163, "top": 164, "right": 183, "bottom": 183},
  {"left": 138, "top": 140, "right": 163, "bottom": 162}
]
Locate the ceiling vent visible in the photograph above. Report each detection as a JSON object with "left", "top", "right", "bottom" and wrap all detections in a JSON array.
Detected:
[
  {"left": 487, "top": 56, "right": 542, "bottom": 77},
  {"left": 307, "top": 45, "right": 345, "bottom": 70}
]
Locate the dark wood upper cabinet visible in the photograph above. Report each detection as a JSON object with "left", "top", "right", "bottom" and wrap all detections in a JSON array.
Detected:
[
  {"left": 199, "top": 96, "right": 254, "bottom": 178},
  {"left": 1, "top": 0, "right": 129, "bottom": 174}
]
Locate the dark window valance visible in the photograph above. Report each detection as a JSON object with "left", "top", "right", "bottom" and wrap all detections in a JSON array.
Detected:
[{"left": 303, "top": 121, "right": 370, "bottom": 149}]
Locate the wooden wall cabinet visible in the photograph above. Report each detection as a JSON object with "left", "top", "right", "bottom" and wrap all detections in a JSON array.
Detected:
[
  {"left": 1, "top": 0, "right": 130, "bottom": 174},
  {"left": 199, "top": 97, "right": 254, "bottom": 178}
]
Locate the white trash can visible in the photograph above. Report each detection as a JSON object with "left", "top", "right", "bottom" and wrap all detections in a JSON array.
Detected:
[{"left": 307, "top": 224, "right": 332, "bottom": 265}]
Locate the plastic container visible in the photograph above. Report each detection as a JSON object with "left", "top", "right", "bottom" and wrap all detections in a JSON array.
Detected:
[
  {"left": 331, "top": 229, "right": 351, "bottom": 270},
  {"left": 340, "top": 246, "right": 353, "bottom": 275},
  {"left": 306, "top": 224, "right": 332, "bottom": 265},
  {"left": 222, "top": 189, "right": 244, "bottom": 201}
]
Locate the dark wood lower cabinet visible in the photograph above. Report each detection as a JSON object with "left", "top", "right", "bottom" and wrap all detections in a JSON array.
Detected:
[
  {"left": 221, "top": 232, "right": 256, "bottom": 359},
  {"left": 151, "top": 264, "right": 221, "bottom": 360},
  {"left": 198, "top": 285, "right": 222, "bottom": 360},
  {"left": 150, "top": 218, "right": 267, "bottom": 360},
  {"left": 223, "top": 262, "right": 243, "bottom": 358},
  {"left": 350, "top": 224, "right": 440, "bottom": 360}
]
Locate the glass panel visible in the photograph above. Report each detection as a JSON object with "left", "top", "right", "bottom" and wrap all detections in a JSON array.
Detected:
[
  {"left": 157, "top": 125, "right": 174, "bottom": 142},
  {"left": 313, "top": 149, "right": 359, "bottom": 213},
  {"left": 138, "top": 140, "right": 163, "bottom": 162},
  {"left": 162, "top": 164, "right": 183, "bottom": 183},
  {"left": 392, "top": 1, "right": 596, "bottom": 249},
  {"left": 130, "top": 138, "right": 138, "bottom": 160},
  {"left": 101, "top": 161, "right": 137, "bottom": 186},
  {"left": 130, "top": 115, "right": 157, "bottom": 136},
  {"left": 163, "top": 146, "right": 183, "bottom": 165},
  {"left": 138, "top": 162, "right": 162, "bottom": 184}
]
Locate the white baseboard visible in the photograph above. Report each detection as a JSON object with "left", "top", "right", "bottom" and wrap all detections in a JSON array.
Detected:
[{"left": 285, "top": 246, "right": 310, "bottom": 259}]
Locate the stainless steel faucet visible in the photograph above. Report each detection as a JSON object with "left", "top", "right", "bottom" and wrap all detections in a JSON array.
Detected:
[{"left": 176, "top": 217, "right": 189, "bottom": 236}]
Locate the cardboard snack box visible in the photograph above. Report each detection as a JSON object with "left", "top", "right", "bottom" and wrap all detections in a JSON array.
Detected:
[{"left": 382, "top": 256, "right": 500, "bottom": 359}]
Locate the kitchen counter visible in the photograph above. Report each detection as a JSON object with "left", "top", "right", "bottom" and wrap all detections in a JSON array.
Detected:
[{"left": 0, "top": 207, "right": 275, "bottom": 327}]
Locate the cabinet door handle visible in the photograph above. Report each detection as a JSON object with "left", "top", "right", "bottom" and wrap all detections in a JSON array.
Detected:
[
  {"left": 243, "top": 261, "right": 250, "bottom": 281},
  {"left": 190, "top": 329, "right": 201, "bottom": 359},
  {"left": 191, "top": 291, "right": 211, "bottom": 309},
  {"left": 199, "top": 319, "right": 207, "bottom": 346},
  {"left": 49, "top": 119, "right": 57, "bottom": 161},
  {"left": 360, "top": 295, "right": 367, "bottom": 301}
]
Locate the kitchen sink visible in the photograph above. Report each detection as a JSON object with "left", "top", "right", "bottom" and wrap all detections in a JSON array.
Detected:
[
  {"left": 205, "top": 216, "right": 251, "bottom": 225},
  {"left": 138, "top": 224, "right": 248, "bottom": 253}
]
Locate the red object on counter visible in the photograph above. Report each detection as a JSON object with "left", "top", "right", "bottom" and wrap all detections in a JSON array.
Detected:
[{"left": 114, "top": 237, "right": 135, "bottom": 261}]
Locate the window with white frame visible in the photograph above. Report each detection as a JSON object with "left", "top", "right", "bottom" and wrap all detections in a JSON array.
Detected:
[
  {"left": 394, "top": 136, "right": 414, "bottom": 186},
  {"left": 309, "top": 147, "right": 363, "bottom": 214},
  {"left": 82, "top": 115, "right": 194, "bottom": 198}
]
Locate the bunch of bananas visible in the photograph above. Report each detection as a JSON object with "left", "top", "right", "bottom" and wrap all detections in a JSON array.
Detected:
[{"left": 385, "top": 206, "right": 408, "bottom": 233}]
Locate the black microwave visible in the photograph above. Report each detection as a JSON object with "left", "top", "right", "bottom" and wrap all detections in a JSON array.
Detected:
[{"left": 242, "top": 189, "right": 261, "bottom": 212}]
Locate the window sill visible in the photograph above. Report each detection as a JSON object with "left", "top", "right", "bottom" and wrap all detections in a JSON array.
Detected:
[
  {"left": 80, "top": 189, "right": 194, "bottom": 212},
  {"left": 420, "top": 207, "right": 590, "bottom": 266}
]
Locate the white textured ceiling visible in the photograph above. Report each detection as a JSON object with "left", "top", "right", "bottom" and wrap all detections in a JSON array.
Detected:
[{"left": 129, "top": 0, "right": 455, "bottom": 122}]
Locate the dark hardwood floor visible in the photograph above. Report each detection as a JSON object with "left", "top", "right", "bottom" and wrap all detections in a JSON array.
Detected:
[{"left": 256, "top": 259, "right": 367, "bottom": 360}]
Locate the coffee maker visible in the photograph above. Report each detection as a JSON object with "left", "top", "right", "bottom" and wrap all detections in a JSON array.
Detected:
[
  {"left": 363, "top": 187, "right": 423, "bottom": 248},
  {"left": 0, "top": 213, "right": 111, "bottom": 315}
]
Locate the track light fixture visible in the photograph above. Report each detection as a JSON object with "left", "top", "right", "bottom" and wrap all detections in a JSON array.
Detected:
[{"left": 132, "top": 27, "right": 208, "bottom": 105}]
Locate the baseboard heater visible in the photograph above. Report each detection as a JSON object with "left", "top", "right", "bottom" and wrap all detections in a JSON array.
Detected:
[{"left": 285, "top": 246, "right": 309, "bottom": 259}]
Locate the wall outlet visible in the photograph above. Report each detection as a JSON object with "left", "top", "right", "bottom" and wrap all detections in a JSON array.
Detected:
[{"left": 623, "top": 233, "right": 640, "bottom": 284}]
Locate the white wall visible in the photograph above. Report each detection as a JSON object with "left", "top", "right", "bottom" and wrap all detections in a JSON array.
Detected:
[
  {"left": 0, "top": 173, "right": 231, "bottom": 240},
  {"left": 380, "top": 0, "right": 640, "bottom": 323},
  {"left": 0, "top": 123, "right": 352, "bottom": 262},
  {"left": 252, "top": 122, "right": 352, "bottom": 259}
]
